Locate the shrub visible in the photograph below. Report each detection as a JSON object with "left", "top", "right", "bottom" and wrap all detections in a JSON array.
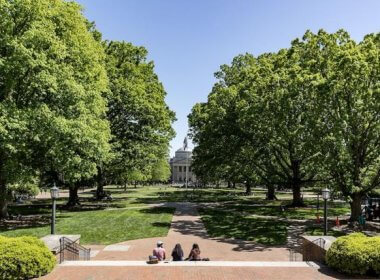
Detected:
[
  {"left": 0, "top": 236, "right": 56, "bottom": 279},
  {"left": 367, "top": 236, "right": 380, "bottom": 275},
  {"left": 9, "top": 183, "right": 40, "bottom": 197},
  {"left": 326, "top": 233, "right": 380, "bottom": 276}
]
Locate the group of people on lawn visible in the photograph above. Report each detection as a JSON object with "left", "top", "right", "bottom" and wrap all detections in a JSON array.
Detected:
[{"left": 152, "top": 241, "right": 204, "bottom": 261}]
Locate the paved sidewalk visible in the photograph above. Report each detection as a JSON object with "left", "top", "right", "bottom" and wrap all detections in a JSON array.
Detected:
[{"left": 41, "top": 265, "right": 352, "bottom": 280}]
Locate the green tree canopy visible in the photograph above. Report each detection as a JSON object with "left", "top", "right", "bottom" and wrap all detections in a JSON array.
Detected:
[
  {"left": 0, "top": 0, "right": 111, "bottom": 215},
  {"left": 151, "top": 158, "right": 171, "bottom": 182},
  {"left": 100, "top": 41, "right": 175, "bottom": 190},
  {"left": 189, "top": 30, "right": 379, "bottom": 216}
]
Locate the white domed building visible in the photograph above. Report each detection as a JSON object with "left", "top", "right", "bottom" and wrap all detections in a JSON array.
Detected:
[{"left": 169, "top": 138, "right": 196, "bottom": 184}]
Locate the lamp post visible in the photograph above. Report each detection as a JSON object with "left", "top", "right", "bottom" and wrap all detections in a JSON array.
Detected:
[
  {"left": 322, "top": 188, "right": 330, "bottom": 235},
  {"left": 50, "top": 183, "right": 59, "bottom": 235},
  {"left": 185, "top": 151, "right": 189, "bottom": 189}
]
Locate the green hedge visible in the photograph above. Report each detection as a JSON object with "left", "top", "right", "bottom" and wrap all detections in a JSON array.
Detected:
[
  {"left": 0, "top": 236, "right": 56, "bottom": 279},
  {"left": 326, "top": 233, "right": 380, "bottom": 276}
]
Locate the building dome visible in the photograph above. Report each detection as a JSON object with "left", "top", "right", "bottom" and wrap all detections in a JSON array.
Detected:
[{"left": 170, "top": 145, "right": 196, "bottom": 184}]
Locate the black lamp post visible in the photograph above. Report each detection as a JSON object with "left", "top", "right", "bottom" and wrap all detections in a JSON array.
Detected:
[
  {"left": 50, "top": 183, "right": 59, "bottom": 235},
  {"left": 322, "top": 188, "right": 330, "bottom": 235}
]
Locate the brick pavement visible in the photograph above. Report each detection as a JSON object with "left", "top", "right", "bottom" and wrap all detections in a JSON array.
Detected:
[{"left": 41, "top": 265, "right": 356, "bottom": 280}]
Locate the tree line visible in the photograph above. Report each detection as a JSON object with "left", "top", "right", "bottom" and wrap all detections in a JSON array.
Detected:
[
  {"left": 188, "top": 30, "right": 379, "bottom": 220},
  {"left": 0, "top": 0, "right": 175, "bottom": 218}
]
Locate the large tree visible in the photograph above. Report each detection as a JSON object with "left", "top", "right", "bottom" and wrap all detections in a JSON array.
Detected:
[
  {"left": 189, "top": 30, "right": 379, "bottom": 217},
  {"left": 0, "top": 0, "right": 111, "bottom": 216},
  {"left": 190, "top": 49, "right": 324, "bottom": 205},
  {"left": 302, "top": 30, "right": 380, "bottom": 221},
  {"left": 97, "top": 41, "right": 175, "bottom": 193}
]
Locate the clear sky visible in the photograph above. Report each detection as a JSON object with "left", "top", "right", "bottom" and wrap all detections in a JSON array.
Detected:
[{"left": 75, "top": 0, "right": 380, "bottom": 157}]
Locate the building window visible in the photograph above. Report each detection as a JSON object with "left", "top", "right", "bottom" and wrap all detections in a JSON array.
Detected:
[
  {"left": 179, "top": 166, "right": 182, "bottom": 172},
  {"left": 184, "top": 166, "right": 186, "bottom": 172},
  {"left": 189, "top": 167, "right": 192, "bottom": 172}
]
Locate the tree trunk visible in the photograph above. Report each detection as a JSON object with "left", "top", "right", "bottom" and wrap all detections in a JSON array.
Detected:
[
  {"left": 245, "top": 181, "right": 252, "bottom": 196},
  {"left": 232, "top": 182, "right": 236, "bottom": 188},
  {"left": 227, "top": 181, "right": 232, "bottom": 188},
  {"left": 134, "top": 181, "right": 137, "bottom": 188},
  {"left": 266, "top": 185, "right": 277, "bottom": 200},
  {"left": 349, "top": 193, "right": 363, "bottom": 222},
  {"left": 96, "top": 166, "right": 105, "bottom": 199},
  {"left": 124, "top": 183, "right": 127, "bottom": 192},
  {"left": 291, "top": 182, "right": 304, "bottom": 207},
  {"left": 67, "top": 185, "right": 80, "bottom": 207},
  {"left": 0, "top": 159, "right": 9, "bottom": 219},
  {"left": 0, "top": 181, "right": 8, "bottom": 219},
  {"left": 290, "top": 160, "right": 305, "bottom": 207}
]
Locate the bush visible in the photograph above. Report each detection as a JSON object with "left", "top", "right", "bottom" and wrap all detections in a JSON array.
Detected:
[
  {"left": 326, "top": 233, "right": 380, "bottom": 276},
  {"left": 9, "top": 183, "right": 40, "bottom": 197},
  {"left": 367, "top": 236, "right": 380, "bottom": 275},
  {"left": 0, "top": 236, "right": 56, "bottom": 279}
]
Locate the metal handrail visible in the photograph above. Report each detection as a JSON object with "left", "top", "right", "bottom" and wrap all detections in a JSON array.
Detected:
[
  {"left": 59, "top": 237, "right": 91, "bottom": 263},
  {"left": 289, "top": 238, "right": 326, "bottom": 261}
]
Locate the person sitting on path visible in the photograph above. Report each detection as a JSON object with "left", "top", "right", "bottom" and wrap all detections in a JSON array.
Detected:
[
  {"left": 171, "top": 243, "right": 184, "bottom": 261},
  {"left": 153, "top": 241, "right": 166, "bottom": 261},
  {"left": 188, "top": 243, "right": 201, "bottom": 261}
]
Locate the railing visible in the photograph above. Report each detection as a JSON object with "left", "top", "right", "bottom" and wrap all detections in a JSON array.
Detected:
[
  {"left": 289, "top": 247, "right": 302, "bottom": 261},
  {"left": 59, "top": 237, "right": 91, "bottom": 263},
  {"left": 289, "top": 238, "right": 326, "bottom": 262}
]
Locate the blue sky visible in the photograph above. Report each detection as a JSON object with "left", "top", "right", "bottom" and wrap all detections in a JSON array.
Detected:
[{"left": 75, "top": 0, "right": 380, "bottom": 157}]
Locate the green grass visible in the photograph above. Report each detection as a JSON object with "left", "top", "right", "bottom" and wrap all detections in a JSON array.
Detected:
[
  {"left": 304, "top": 226, "right": 347, "bottom": 237},
  {"left": 199, "top": 207, "right": 288, "bottom": 246},
  {"left": 219, "top": 203, "right": 350, "bottom": 220},
  {"left": 3, "top": 185, "right": 355, "bottom": 246},
  {"left": 0, "top": 207, "right": 175, "bottom": 245}
]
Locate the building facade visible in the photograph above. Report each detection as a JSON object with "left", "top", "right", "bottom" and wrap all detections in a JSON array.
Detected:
[{"left": 169, "top": 147, "right": 196, "bottom": 184}]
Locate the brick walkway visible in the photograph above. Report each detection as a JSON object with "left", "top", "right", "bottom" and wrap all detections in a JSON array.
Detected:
[
  {"left": 40, "top": 202, "right": 352, "bottom": 279},
  {"left": 41, "top": 265, "right": 353, "bottom": 280}
]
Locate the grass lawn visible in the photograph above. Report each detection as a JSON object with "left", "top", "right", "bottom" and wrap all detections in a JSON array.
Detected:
[
  {"left": 199, "top": 207, "right": 288, "bottom": 246},
  {"left": 0, "top": 207, "right": 175, "bottom": 245},
  {"left": 219, "top": 202, "right": 350, "bottom": 220},
  {"left": 2, "top": 185, "right": 357, "bottom": 245},
  {"left": 304, "top": 225, "right": 346, "bottom": 237}
]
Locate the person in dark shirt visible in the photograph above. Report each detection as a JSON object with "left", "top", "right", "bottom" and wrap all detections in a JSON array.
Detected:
[{"left": 171, "top": 243, "right": 184, "bottom": 261}]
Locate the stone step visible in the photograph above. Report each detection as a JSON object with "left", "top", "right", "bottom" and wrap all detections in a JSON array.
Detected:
[{"left": 61, "top": 261, "right": 319, "bottom": 268}]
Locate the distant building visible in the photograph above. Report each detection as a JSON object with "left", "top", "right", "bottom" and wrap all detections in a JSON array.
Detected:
[{"left": 170, "top": 138, "right": 196, "bottom": 184}]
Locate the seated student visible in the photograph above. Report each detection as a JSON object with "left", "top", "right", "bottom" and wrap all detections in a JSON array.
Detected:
[
  {"left": 188, "top": 243, "right": 201, "bottom": 261},
  {"left": 153, "top": 241, "right": 166, "bottom": 261},
  {"left": 171, "top": 243, "right": 184, "bottom": 261}
]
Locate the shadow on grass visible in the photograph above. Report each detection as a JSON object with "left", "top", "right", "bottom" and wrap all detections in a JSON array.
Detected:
[
  {"left": 199, "top": 208, "right": 288, "bottom": 246},
  {"left": 139, "top": 207, "right": 175, "bottom": 215},
  {"left": 0, "top": 213, "right": 72, "bottom": 233},
  {"left": 305, "top": 225, "right": 346, "bottom": 237},
  {"left": 151, "top": 222, "right": 172, "bottom": 228},
  {"left": 9, "top": 205, "right": 52, "bottom": 216}
]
